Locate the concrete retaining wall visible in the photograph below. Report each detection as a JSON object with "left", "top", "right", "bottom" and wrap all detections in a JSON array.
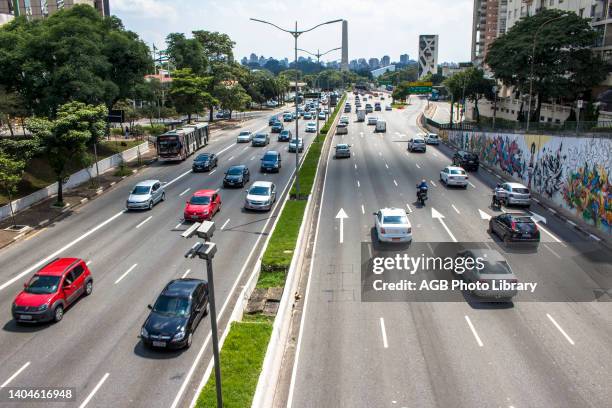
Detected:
[
  {"left": 447, "top": 130, "right": 611, "bottom": 235},
  {"left": 0, "top": 142, "right": 149, "bottom": 221}
]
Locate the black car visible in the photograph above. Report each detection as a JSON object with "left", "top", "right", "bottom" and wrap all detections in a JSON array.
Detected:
[
  {"left": 453, "top": 150, "right": 479, "bottom": 171},
  {"left": 192, "top": 153, "right": 217, "bottom": 172},
  {"left": 268, "top": 116, "right": 279, "bottom": 126},
  {"left": 278, "top": 129, "right": 292, "bottom": 142},
  {"left": 271, "top": 122, "right": 284, "bottom": 133},
  {"left": 224, "top": 165, "right": 250, "bottom": 187},
  {"left": 140, "top": 279, "right": 209, "bottom": 350},
  {"left": 488, "top": 213, "right": 540, "bottom": 244},
  {"left": 260, "top": 151, "right": 282, "bottom": 173}
]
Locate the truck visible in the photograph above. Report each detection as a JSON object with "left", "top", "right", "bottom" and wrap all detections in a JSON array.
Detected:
[{"left": 356, "top": 109, "right": 366, "bottom": 122}]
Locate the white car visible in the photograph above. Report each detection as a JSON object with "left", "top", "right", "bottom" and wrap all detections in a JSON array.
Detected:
[
  {"left": 367, "top": 116, "right": 378, "bottom": 125},
  {"left": 244, "top": 181, "right": 276, "bottom": 211},
  {"left": 318, "top": 112, "right": 326, "bottom": 120},
  {"left": 305, "top": 122, "right": 317, "bottom": 133},
  {"left": 374, "top": 208, "right": 412, "bottom": 243},
  {"left": 425, "top": 133, "right": 440, "bottom": 145},
  {"left": 501, "top": 182, "right": 531, "bottom": 207},
  {"left": 236, "top": 131, "right": 252, "bottom": 143},
  {"left": 266, "top": 100, "right": 278, "bottom": 107},
  {"left": 440, "top": 166, "right": 468, "bottom": 187},
  {"left": 375, "top": 119, "right": 387, "bottom": 133},
  {"left": 339, "top": 116, "right": 349, "bottom": 125},
  {"left": 385, "top": 105, "right": 392, "bottom": 111}
]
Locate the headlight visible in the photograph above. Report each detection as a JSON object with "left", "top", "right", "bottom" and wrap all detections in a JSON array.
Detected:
[
  {"left": 274, "top": 164, "right": 278, "bottom": 168},
  {"left": 203, "top": 210, "right": 209, "bottom": 215},
  {"left": 141, "top": 327, "right": 149, "bottom": 338},
  {"left": 37, "top": 304, "right": 48, "bottom": 311},
  {"left": 173, "top": 329, "right": 186, "bottom": 341}
]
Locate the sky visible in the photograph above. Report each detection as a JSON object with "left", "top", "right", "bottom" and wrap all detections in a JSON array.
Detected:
[{"left": 111, "top": 0, "right": 473, "bottom": 64}]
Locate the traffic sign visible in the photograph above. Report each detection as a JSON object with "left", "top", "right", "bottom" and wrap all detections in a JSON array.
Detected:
[
  {"left": 304, "top": 92, "right": 321, "bottom": 99},
  {"left": 409, "top": 81, "right": 433, "bottom": 94}
]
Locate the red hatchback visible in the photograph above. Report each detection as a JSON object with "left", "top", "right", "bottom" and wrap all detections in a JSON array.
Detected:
[
  {"left": 12, "top": 258, "right": 93, "bottom": 323},
  {"left": 183, "top": 190, "right": 222, "bottom": 222}
]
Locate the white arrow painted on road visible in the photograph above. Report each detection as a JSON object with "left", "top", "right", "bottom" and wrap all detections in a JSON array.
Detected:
[
  {"left": 530, "top": 211, "right": 547, "bottom": 224},
  {"left": 478, "top": 209, "right": 491, "bottom": 220},
  {"left": 431, "top": 207, "right": 457, "bottom": 242},
  {"left": 336, "top": 208, "right": 349, "bottom": 244}
]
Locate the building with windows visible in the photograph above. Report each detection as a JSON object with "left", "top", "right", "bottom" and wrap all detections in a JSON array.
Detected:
[
  {"left": 418, "top": 34, "right": 439, "bottom": 78},
  {"left": 371, "top": 65, "right": 396, "bottom": 78},
  {"left": 399, "top": 54, "right": 409, "bottom": 64},
  {"left": 471, "top": 0, "right": 506, "bottom": 65},
  {"left": 0, "top": 0, "right": 107, "bottom": 23}
]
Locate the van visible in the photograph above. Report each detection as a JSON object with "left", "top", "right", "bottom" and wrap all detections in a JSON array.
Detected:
[
  {"left": 375, "top": 119, "right": 387, "bottom": 133},
  {"left": 357, "top": 110, "right": 366, "bottom": 122}
]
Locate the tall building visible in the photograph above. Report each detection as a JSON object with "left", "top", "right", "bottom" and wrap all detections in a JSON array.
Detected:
[
  {"left": 470, "top": 0, "right": 502, "bottom": 65},
  {"left": 381, "top": 55, "right": 390, "bottom": 66},
  {"left": 1, "top": 0, "right": 108, "bottom": 23},
  {"left": 341, "top": 20, "right": 348, "bottom": 71},
  {"left": 399, "top": 54, "right": 409, "bottom": 64},
  {"left": 418, "top": 34, "right": 439, "bottom": 78},
  {"left": 368, "top": 57, "right": 380, "bottom": 69}
]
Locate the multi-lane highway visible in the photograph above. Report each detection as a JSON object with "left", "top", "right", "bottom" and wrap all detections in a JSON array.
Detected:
[
  {"left": 287, "top": 96, "right": 612, "bottom": 407},
  {"left": 0, "top": 108, "right": 320, "bottom": 407}
]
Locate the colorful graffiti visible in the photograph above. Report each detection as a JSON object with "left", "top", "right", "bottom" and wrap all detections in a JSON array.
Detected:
[
  {"left": 563, "top": 163, "right": 612, "bottom": 231},
  {"left": 448, "top": 130, "right": 612, "bottom": 235}
]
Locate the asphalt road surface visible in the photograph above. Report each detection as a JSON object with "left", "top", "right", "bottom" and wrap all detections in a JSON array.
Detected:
[
  {"left": 0, "top": 107, "right": 323, "bottom": 408},
  {"left": 287, "top": 96, "right": 612, "bottom": 408}
]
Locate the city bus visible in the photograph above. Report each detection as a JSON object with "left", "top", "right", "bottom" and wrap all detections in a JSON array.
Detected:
[{"left": 156, "top": 123, "right": 209, "bottom": 162}]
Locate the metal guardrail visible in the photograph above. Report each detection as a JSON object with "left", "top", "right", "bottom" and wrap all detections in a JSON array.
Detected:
[{"left": 425, "top": 117, "right": 612, "bottom": 138}]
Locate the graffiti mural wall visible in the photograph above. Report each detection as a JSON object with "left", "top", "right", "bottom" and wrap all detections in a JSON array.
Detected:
[{"left": 448, "top": 131, "right": 612, "bottom": 235}]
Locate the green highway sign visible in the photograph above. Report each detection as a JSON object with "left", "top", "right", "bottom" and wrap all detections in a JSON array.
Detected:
[
  {"left": 304, "top": 92, "right": 321, "bottom": 99},
  {"left": 378, "top": 80, "right": 392, "bottom": 85},
  {"left": 409, "top": 81, "right": 433, "bottom": 94}
]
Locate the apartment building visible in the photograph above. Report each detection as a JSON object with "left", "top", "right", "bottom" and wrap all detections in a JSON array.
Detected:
[{"left": 0, "top": 0, "right": 108, "bottom": 24}]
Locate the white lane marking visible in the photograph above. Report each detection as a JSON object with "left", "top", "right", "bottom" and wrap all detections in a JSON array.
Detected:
[
  {"left": 385, "top": 163, "right": 389, "bottom": 169},
  {"left": 357, "top": 180, "right": 360, "bottom": 188},
  {"left": 179, "top": 188, "right": 191, "bottom": 197},
  {"left": 589, "top": 233, "right": 601, "bottom": 242},
  {"left": 250, "top": 156, "right": 255, "bottom": 161},
  {"left": 432, "top": 151, "right": 440, "bottom": 157},
  {"left": 209, "top": 169, "right": 217, "bottom": 175},
  {"left": 216, "top": 142, "right": 236, "bottom": 156},
  {"left": 228, "top": 156, "right": 234, "bottom": 161},
  {"left": 182, "top": 269, "right": 191, "bottom": 279},
  {"left": 430, "top": 180, "right": 437, "bottom": 187},
  {"left": 242, "top": 146, "right": 249, "bottom": 151},
  {"left": 406, "top": 204, "right": 412, "bottom": 213},
  {"left": 465, "top": 315, "right": 484, "bottom": 347},
  {"left": 468, "top": 181, "right": 476, "bottom": 188},
  {"left": 114, "top": 263, "right": 138, "bottom": 284},
  {"left": 546, "top": 313, "right": 575, "bottom": 345},
  {"left": 380, "top": 317, "right": 389, "bottom": 349},
  {"left": 566, "top": 220, "right": 577, "bottom": 227},
  {"left": 78, "top": 372, "right": 109, "bottom": 408},
  {"left": 354, "top": 164, "right": 357, "bottom": 170},
  {"left": 135, "top": 216, "right": 152, "bottom": 229},
  {"left": 393, "top": 180, "right": 398, "bottom": 187},
  {"left": 165, "top": 169, "right": 193, "bottom": 188},
  {"left": 415, "top": 163, "right": 421, "bottom": 169},
  {"left": 86, "top": 260, "right": 92, "bottom": 266},
  {"left": 378, "top": 152, "right": 382, "bottom": 156},
  {"left": 451, "top": 204, "right": 461, "bottom": 214},
  {"left": 1, "top": 361, "right": 30, "bottom": 387},
  {"left": 361, "top": 205, "right": 365, "bottom": 215},
  {"left": 543, "top": 244, "right": 561, "bottom": 259},
  {"left": 0, "top": 210, "right": 125, "bottom": 291},
  {"left": 432, "top": 208, "right": 458, "bottom": 242},
  {"left": 537, "top": 223, "right": 563, "bottom": 244},
  {"left": 175, "top": 222, "right": 183, "bottom": 230},
  {"left": 495, "top": 174, "right": 503, "bottom": 180},
  {"left": 220, "top": 219, "right": 230, "bottom": 230}
]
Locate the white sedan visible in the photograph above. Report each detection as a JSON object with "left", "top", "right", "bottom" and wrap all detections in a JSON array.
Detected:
[
  {"left": 374, "top": 208, "right": 412, "bottom": 243},
  {"left": 305, "top": 122, "right": 317, "bottom": 133},
  {"left": 367, "top": 116, "right": 378, "bottom": 125},
  {"left": 440, "top": 166, "right": 469, "bottom": 187},
  {"left": 236, "top": 131, "right": 252, "bottom": 143}
]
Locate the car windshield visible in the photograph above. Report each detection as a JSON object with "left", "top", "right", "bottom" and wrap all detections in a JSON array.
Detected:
[
  {"left": 337, "top": 145, "right": 348, "bottom": 149},
  {"left": 464, "top": 153, "right": 478, "bottom": 160},
  {"left": 383, "top": 215, "right": 408, "bottom": 224},
  {"left": 479, "top": 260, "right": 512, "bottom": 275},
  {"left": 263, "top": 154, "right": 277, "bottom": 161},
  {"left": 227, "top": 167, "right": 243, "bottom": 175},
  {"left": 512, "top": 187, "right": 530, "bottom": 194},
  {"left": 414, "top": 139, "right": 425, "bottom": 143},
  {"left": 255, "top": 134, "right": 267, "bottom": 139},
  {"left": 132, "top": 186, "right": 151, "bottom": 195},
  {"left": 25, "top": 275, "right": 60, "bottom": 294},
  {"left": 249, "top": 186, "right": 270, "bottom": 196},
  {"left": 239, "top": 131, "right": 250, "bottom": 136},
  {"left": 196, "top": 154, "right": 210, "bottom": 161},
  {"left": 190, "top": 196, "right": 211, "bottom": 205},
  {"left": 153, "top": 295, "right": 191, "bottom": 317},
  {"left": 450, "top": 169, "right": 466, "bottom": 175}
]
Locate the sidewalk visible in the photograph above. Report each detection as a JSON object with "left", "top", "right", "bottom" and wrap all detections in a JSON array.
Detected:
[{"left": 0, "top": 144, "right": 157, "bottom": 250}]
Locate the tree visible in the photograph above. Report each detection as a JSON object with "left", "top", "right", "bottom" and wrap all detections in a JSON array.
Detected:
[
  {"left": 486, "top": 9, "right": 609, "bottom": 122},
  {"left": 169, "top": 69, "right": 216, "bottom": 122},
  {"left": 0, "top": 86, "right": 26, "bottom": 136},
  {"left": 27, "top": 102, "right": 108, "bottom": 206},
  {"left": 443, "top": 68, "right": 494, "bottom": 122},
  {"left": 0, "top": 153, "right": 25, "bottom": 227},
  {"left": 392, "top": 81, "right": 412, "bottom": 101},
  {"left": 166, "top": 33, "right": 207, "bottom": 75},
  {"left": 421, "top": 72, "right": 446, "bottom": 86},
  {"left": 0, "top": 5, "right": 151, "bottom": 118},
  {"left": 214, "top": 82, "right": 251, "bottom": 118}
]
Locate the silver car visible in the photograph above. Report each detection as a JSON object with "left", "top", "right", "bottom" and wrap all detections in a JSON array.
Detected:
[
  {"left": 126, "top": 180, "right": 165, "bottom": 210},
  {"left": 237, "top": 131, "right": 252, "bottom": 143},
  {"left": 244, "top": 181, "right": 276, "bottom": 211},
  {"left": 456, "top": 249, "right": 518, "bottom": 302}
]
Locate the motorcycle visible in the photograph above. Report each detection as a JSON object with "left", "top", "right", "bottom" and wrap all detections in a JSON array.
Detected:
[{"left": 416, "top": 186, "right": 428, "bottom": 206}]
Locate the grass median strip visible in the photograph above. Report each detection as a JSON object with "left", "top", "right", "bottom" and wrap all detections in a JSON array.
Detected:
[
  {"left": 261, "top": 200, "right": 307, "bottom": 272},
  {"left": 195, "top": 321, "right": 273, "bottom": 408}
]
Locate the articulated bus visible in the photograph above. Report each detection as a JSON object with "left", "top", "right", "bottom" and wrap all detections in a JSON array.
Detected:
[{"left": 156, "top": 123, "right": 209, "bottom": 162}]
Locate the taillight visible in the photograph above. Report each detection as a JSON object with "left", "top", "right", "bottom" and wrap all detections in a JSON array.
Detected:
[{"left": 511, "top": 221, "right": 517, "bottom": 231}]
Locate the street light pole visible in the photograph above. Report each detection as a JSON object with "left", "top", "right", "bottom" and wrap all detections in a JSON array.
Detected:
[
  {"left": 526, "top": 14, "right": 567, "bottom": 132},
  {"left": 492, "top": 85, "right": 498, "bottom": 129},
  {"left": 250, "top": 17, "right": 342, "bottom": 199}
]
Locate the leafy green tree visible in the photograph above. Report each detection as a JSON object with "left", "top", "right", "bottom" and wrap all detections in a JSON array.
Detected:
[
  {"left": 214, "top": 82, "right": 251, "bottom": 117},
  {"left": 169, "top": 69, "right": 216, "bottom": 122},
  {"left": 0, "top": 86, "right": 27, "bottom": 137},
  {"left": 486, "top": 9, "right": 609, "bottom": 122},
  {"left": 0, "top": 153, "right": 25, "bottom": 226},
  {"left": 443, "top": 68, "right": 494, "bottom": 122},
  {"left": 0, "top": 6, "right": 151, "bottom": 118},
  {"left": 421, "top": 72, "right": 446, "bottom": 86},
  {"left": 392, "top": 81, "right": 412, "bottom": 101},
  {"left": 26, "top": 102, "right": 108, "bottom": 205},
  {"left": 166, "top": 33, "right": 207, "bottom": 75}
]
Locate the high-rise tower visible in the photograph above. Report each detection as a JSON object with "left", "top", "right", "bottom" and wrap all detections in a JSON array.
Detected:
[{"left": 341, "top": 20, "right": 348, "bottom": 71}]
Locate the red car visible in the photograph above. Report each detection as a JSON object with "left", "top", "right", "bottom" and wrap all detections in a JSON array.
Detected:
[
  {"left": 12, "top": 258, "right": 93, "bottom": 324},
  {"left": 183, "top": 189, "right": 222, "bottom": 222}
]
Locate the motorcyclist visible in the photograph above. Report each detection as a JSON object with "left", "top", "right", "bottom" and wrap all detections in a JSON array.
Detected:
[
  {"left": 492, "top": 183, "right": 506, "bottom": 207},
  {"left": 416, "top": 179, "right": 428, "bottom": 201}
]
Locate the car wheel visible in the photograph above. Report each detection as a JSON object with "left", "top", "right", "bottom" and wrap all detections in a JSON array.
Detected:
[
  {"left": 53, "top": 305, "right": 64, "bottom": 322},
  {"left": 185, "top": 332, "right": 193, "bottom": 349},
  {"left": 84, "top": 280, "right": 93, "bottom": 296},
  {"left": 161, "top": 192, "right": 166, "bottom": 202},
  {"left": 148, "top": 200, "right": 153, "bottom": 210},
  {"left": 503, "top": 234, "right": 511, "bottom": 244}
]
